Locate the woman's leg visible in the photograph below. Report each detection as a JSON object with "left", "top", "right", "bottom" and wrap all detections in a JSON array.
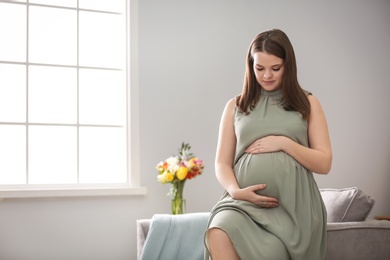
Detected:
[{"left": 206, "top": 228, "right": 240, "bottom": 260}]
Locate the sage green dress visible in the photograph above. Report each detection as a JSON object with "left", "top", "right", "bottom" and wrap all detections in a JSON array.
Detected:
[{"left": 204, "top": 88, "right": 327, "bottom": 260}]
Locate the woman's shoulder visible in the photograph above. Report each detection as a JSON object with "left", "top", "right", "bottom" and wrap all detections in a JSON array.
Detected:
[
  {"left": 304, "top": 91, "right": 324, "bottom": 113},
  {"left": 302, "top": 89, "right": 324, "bottom": 109},
  {"left": 221, "top": 96, "right": 240, "bottom": 117},
  {"left": 220, "top": 96, "right": 235, "bottom": 108},
  {"left": 303, "top": 89, "right": 312, "bottom": 96},
  {"left": 303, "top": 89, "right": 321, "bottom": 104},
  {"left": 224, "top": 98, "right": 237, "bottom": 114},
  {"left": 219, "top": 97, "right": 238, "bottom": 122},
  {"left": 225, "top": 96, "right": 239, "bottom": 107}
]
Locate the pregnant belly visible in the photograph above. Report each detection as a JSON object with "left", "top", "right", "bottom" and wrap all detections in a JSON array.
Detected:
[{"left": 234, "top": 152, "right": 297, "bottom": 198}]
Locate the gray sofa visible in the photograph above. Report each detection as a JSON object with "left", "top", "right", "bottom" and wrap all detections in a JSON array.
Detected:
[{"left": 137, "top": 187, "right": 390, "bottom": 260}]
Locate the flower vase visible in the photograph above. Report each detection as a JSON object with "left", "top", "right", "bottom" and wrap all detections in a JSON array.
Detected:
[{"left": 171, "top": 180, "right": 186, "bottom": 215}]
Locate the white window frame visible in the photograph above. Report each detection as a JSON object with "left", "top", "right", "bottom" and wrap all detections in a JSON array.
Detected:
[{"left": 0, "top": 0, "right": 146, "bottom": 198}]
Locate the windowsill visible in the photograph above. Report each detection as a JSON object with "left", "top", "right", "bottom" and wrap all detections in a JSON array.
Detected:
[{"left": 0, "top": 184, "right": 147, "bottom": 199}]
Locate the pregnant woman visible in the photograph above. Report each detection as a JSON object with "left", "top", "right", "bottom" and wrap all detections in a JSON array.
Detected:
[{"left": 204, "top": 29, "right": 332, "bottom": 260}]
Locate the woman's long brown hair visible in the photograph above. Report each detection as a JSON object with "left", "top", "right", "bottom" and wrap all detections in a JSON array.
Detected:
[{"left": 236, "top": 29, "right": 311, "bottom": 120}]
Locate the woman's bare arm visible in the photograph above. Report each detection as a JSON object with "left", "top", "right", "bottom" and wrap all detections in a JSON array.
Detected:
[
  {"left": 214, "top": 99, "right": 238, "bottom": 195},
  {"left": 215, "top": 99, "right": 278, "bottom": 207}
]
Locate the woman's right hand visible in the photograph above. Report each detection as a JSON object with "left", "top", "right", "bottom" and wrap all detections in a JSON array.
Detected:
[{"left": 230, "top": 184, "right": 279, "bottom": 208}]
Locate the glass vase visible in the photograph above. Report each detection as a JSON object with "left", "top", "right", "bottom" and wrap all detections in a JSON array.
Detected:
[{"left": 171, "top": 180, "right": 186, "bottom": 215}]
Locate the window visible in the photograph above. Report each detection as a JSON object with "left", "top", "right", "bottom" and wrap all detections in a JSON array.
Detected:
[{"left": 0, "top": 0, "right": 145, "bottom": 198}]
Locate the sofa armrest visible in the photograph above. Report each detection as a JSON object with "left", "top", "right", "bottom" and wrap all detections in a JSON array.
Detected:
[
  {"left": 136, "top": 219, "right": 151, "bottom": 260},
  {"left": 326, "top": 220, "right": 390, "bottom": 260}
]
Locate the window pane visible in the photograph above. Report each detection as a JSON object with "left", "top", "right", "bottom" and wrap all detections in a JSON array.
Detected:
[
  {"left": 0, "top": 64, "right": 26, "bottom": 122},
  {"left": 79, "top": 11, "right": 125, "bottom": 68},
  {"left": 79, "top": 69, "right": 125, "bottom": 125},
  {"left": 0, "top": 3, "right": 26, "bottom": 62},
  {"left": 79, "top": 0, "right": 125, "bottom": 13},
  {"left": 79, "top": 127, "right": 126, "bottom": 183},
  {"left": 29, "top": 126, "right": 77, "bottom": 184},
  {"left": 0, "top": 125, "right": 26, "bottom": 184},
  {"left": 30, "top": 0, "right": 77, "bottom": 8},
  {"left": 29, "top": 66, "right": 77, "bottom": 124},
  {"left": 29, "top": 6, "right": 77, "bottom": 65}
]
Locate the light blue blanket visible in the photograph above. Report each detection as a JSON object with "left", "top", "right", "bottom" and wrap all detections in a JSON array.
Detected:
[{"left": 140, "top": 212, "right": 210, "bottom": 260}]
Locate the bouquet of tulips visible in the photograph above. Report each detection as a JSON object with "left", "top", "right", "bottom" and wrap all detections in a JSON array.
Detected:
[
  {"left": 156, "top": 143, "right": 204, "bottom": 184},
  {"left": 156, "top": 143, "right": 204, "bottom": 214}
]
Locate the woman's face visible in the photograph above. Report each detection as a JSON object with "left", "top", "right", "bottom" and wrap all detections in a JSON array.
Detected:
[{"left": 253, "top": 51, "right": 284, "bottom": 91}]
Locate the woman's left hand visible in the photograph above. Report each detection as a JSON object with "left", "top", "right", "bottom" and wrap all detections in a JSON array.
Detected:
[{"left": 245, "top": 136, "right": 289, "bottom": 154}]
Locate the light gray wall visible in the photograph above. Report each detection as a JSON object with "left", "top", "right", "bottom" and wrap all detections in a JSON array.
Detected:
[{"left": 0, "top": 1, "right": 389, "bottom": 259}]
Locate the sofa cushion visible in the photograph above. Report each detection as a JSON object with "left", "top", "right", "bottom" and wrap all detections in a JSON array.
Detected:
[{"left": 320, "top": 187, "right": 375, "bottom": 222}]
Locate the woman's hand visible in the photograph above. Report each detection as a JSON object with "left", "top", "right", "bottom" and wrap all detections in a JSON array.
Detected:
[
  {"left": 230, "top": 184, "right": 279, "bottom": 208},
  {"left": 245, "top": 135, "right": 288, "bottom": 154}
]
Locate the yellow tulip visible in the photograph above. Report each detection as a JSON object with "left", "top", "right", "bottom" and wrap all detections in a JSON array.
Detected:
[
  {"left": 157, "top": 171, "right": 175, "bottom": 183},
  {"left": 176, "top": 166, "right": 188, "bottom": 180},
  {"left": 166, "top": 172, "right": 174, "bottom": 182}
]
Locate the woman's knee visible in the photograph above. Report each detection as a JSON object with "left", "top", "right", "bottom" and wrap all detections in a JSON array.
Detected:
[
  {"left": 208, "top": 228, "right": 230, "bottom": 242},
  {"left": 206, "top": 228, "right": 240, "bottom": 260}
]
